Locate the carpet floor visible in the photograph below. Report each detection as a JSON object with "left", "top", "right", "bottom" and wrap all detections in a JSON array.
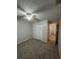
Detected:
[{"left": 17, "top": 39, "right": 60, "bottom": 59}]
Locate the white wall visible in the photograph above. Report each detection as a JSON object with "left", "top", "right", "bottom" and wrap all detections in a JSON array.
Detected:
[
  {"left": 32, "top": 21, "right": 42, "bottom": 41},
  {"left": 41, "top": 20, "right": 48, "bottom": 42},
  {"left": 17, "top": 20, "right": 32, "bottom": 44},
  {"left": 32, "top": 20, "right": 48, "bottom": 42},
  {"left": 17, "top": 19, "right": 48, "bottom": 44}
]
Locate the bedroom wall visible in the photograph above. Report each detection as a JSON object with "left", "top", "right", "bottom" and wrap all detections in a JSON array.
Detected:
[
  {"left": 41, "top": 20, "right": 48, "bottom": 42},
  {"left": 32, "top": 21, "right": 42, "bottom": 41},
  {"left": 17, "top": 20, "right": 32, "bottom": 44},
  {"left": 32, "top": 20, "right": 48, "bottom": 42}
]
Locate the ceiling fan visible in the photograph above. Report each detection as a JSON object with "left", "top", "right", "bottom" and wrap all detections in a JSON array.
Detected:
[
  {"left": 17, "top": 2, "right": 56, "bottom": 21},
  {"left": 17, "top": 4, "right": 40, "bottom": 21}
]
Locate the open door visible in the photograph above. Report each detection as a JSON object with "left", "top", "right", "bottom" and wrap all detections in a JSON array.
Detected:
[{"left": 48, "top": 21, "right": 57, "bottom": 45}]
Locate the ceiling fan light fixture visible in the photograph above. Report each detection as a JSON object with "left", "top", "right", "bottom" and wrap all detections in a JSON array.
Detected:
[
  {"left": 26, "top": 13, "right": 32, "bottom": 21},
  {"left": 27, "top": 16, "right": 32, "bottom": 21},
  {"left": 26, "top": 12, "right": 36, "bottom": 21}
]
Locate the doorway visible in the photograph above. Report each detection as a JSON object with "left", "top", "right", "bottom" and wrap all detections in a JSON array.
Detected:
[{"left": 48, "top": 21, "right": 57, "bottom": 44}]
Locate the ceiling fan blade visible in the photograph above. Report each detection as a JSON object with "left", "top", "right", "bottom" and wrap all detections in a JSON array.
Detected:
[
  {"left": 17, "top": 8, "right": 26, "bottom": 16},
  {"left": 32, "top": 15, "right": 40, "bottom": 21},
  {"left": 17, "top": 4, "right": 26, "bottom": 13},
  {"left": 34, "top": 18, "right": 40, "bottom": 21}
]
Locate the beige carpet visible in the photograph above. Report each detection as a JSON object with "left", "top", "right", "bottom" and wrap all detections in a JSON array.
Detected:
[{"left": 17, "top": 39, "right": 60, "bottom": 59}]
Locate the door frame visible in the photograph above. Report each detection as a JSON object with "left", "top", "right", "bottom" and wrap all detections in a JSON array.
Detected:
[{"left": 48, "top": 21, "right": 59, "bottom": 45}]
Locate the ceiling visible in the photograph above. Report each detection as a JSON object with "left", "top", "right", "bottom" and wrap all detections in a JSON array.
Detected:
[{"left": 17, "top": 0, "right": 61, "bottom": 21}]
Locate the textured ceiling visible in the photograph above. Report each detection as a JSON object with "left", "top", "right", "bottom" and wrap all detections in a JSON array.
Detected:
[{"left": 17, "top": 0, "right": 61, "bottom": 21}]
